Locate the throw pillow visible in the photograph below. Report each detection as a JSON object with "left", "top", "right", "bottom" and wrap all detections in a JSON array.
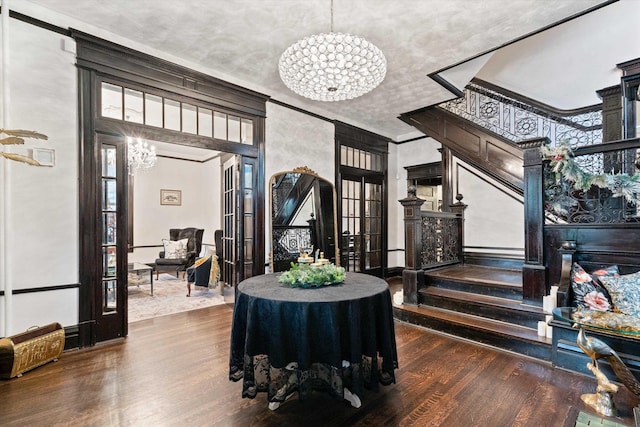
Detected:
[
  {"left": 599, "top": 271, "right": 640, "bottom": 317},
  {"left": 163, "top": 238, "right": 188, "bottom": 259},
  {"left": 570, "top": 263, "right": 617, "bottom": 311}
]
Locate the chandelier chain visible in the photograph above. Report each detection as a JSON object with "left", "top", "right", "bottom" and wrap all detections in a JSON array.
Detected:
[{"left": 330, "top": 0, "right": 333, "bottom": 33}]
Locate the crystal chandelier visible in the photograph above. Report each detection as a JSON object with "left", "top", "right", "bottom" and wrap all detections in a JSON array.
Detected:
[
  {"left": 127, "top": 137, "right": 156, "bottom": 174},
  {"left": 278, "top": 1, "right": 386, "bottom": 102}
]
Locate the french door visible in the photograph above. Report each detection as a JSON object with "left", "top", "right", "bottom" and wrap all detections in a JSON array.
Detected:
[
  {"left": 341, "top": 175, "right": 384, "bottom": 276},
  {"left": 95, "top": 133, "right": 128, "bottom": 342},
  {"left": 221, "top": 155, "right": 257, "bottom": 287}
]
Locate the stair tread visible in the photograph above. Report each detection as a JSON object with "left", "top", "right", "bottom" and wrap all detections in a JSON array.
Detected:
[
  {"left": 425, "top": 264, "right": 522, "bottom": 288},
  {"left": 420, "top": 287, "right": 542, "bottom": 314},
  {"left": 397, "top": 304, "right": 550, "bottom": 344}
]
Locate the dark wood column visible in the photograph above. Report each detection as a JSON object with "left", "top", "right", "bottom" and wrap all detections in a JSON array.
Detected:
[
  {"left": 596, "top": 85, "right": 623, "bottom": 142},
  {"left": 400, "top": 187, "right": 425, "bottom": 305},
  {"left": 519, "top": 138, "right": 549, "bottom": 305}
]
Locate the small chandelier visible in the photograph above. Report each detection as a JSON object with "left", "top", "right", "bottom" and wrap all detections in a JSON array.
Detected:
[
  {"left": 278, "top": 1, "right": 386, "bottom": 102},
  {"left": 127, "top": 137, "right": 156, "bottom": 174}
]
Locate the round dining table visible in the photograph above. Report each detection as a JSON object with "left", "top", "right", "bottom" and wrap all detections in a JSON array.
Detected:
[{"left": 229, "top": 272, "right": 398, "bottom": 409}]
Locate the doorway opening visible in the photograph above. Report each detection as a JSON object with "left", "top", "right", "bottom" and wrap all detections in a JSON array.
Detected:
[{"left": 125, "top": 139, "right": 238, "bottom": 323}]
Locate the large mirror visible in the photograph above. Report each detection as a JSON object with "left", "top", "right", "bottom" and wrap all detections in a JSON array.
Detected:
[{"left": 270, "top": 167, "right": 339, "bottom": 272}]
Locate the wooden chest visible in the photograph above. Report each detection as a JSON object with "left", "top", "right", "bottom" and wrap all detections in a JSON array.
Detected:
[{"left": 0, "top": 323, "right": 65, "bottom": 379}]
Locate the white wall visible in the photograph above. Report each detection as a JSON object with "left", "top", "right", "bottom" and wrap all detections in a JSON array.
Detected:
[
  {"left": 389, "top": 137, "right": 442, "bottom": 269},
  {"left": 452, "top": 157, "right": 524, "bottom": 256},
  {"left": 128, "top": 156, "right": 222, "bottom": 264},
  {"left": 476, "top": 0, "right": 640, "bottom": 109},
  {"left": 1, "top": 18, "right": 79, "bottom": 334}
]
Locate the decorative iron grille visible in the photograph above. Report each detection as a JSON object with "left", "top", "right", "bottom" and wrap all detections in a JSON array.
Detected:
[
  {"left": 421, "top": 214, "right": 461, "bottom": 267},
  {"left": 439, "top": 82, "right": 602, "bottom": 148},
  {"left": 544, "top": 148, "right": 640, "bottom": 224},
  {"left": 272, "top": 173, "right": 301, "bottom": 220},
  {"left": 272, "top": 226, "right": 312, "bottom": 262}
]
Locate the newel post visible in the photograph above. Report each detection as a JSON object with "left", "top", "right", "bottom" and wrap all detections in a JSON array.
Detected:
[
  {"left": 519, "top": 137, "right": 549, "bottom": 305},
  {"left": 400, "top": 186, "right": 425, "bottom": 305},
  {"left": 449, "top": 193, "right": 467, "bottom": 262}
]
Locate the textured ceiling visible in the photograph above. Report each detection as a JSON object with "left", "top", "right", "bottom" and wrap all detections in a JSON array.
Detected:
[{"left": 21, "top": 0, "right": 610, "bottom": 139}]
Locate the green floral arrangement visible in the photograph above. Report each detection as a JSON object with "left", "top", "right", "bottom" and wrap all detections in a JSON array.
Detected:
[
  {"left": 541, "top": 141, "right": 640, "bottom": 205},
  {"left": 279, "top": 262, "right": 346, "bottom": 288}
]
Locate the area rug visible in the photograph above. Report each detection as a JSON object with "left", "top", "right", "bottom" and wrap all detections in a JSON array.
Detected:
[{"left": 128, "top": 273, "right": 229, "bottom": 323}]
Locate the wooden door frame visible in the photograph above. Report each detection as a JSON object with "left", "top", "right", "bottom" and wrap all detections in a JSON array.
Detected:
[{"left": 75, "top": 32, "right": 266, "bottom": 347}]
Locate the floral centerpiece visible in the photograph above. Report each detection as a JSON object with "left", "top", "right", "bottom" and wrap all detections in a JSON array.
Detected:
[{"left": 278, "top": 262, "right": 346, "bottom": 288}]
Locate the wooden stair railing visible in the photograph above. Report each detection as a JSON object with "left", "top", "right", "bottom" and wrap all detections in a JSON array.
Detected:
[
  {"left": 400, "top": 188, "right": 466, "bottom": 305},
  {"left": 399, "top": 107, "right": 526, "bottom": 195}
]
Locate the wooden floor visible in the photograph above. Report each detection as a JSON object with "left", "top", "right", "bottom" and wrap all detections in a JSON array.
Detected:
[{"left": 1, "top": 302, "right": 637, "bottom": 426}]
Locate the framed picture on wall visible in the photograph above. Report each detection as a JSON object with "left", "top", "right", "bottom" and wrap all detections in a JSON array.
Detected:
[
  {"left": 160, "top": 189, "right": 181, "bottom": 206},
  {"left": 32, "top": 148, "right": 55, "bottom": 166}
]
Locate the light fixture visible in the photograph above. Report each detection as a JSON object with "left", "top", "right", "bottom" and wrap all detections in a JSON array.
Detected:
[
  {"left": 278, "top": 0, "right": 386, "bottom": 102},
  {"left": 127, "top": 137, "right": 156, "bottom": 174}
]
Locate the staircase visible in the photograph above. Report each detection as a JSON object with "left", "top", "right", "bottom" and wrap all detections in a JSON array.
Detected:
[
  {"left": 392, "top": 261, "right": 552, "bottom": 360},
  {"left": 391, "top": 79, "right": 604, "bottom": 360}
]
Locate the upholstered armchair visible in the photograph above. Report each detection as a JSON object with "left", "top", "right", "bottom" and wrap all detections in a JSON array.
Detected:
[
  {"left": 186, "top": 230, "right": 223, "bottom": 296},
  {"left": 155, "top": 228, "right": 204, "bottom": 280}
]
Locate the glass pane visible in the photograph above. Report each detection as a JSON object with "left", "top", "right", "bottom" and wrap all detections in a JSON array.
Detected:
[
  {"left": 360, "top": 151, "right": 367, "bottom": 170},
  {"left": 102, "top": 146, "right": 117, "bottom": 177},
  {"left": 103, "top": 178, "right": 116, "bottom": 211},
  {"left": 145, "top": 93, "right": 163, "bottom": 127},
  {"left": 228, "top": 115, "right": 241, "bottom": 142},
  {"left": 244, "top": 215, "right": 253, "bottom": 236},
  {"left": 182, "top": 103, "right": 197, "bottom": 134},
  {"left": 241, "top": 118, "right": 253, "bottom": 144},
  {"left": 198, "top": 108, "right": 213, "bottom": 137},
  {"left": 101, "top": 83, "right": 123, "bottom": 119},
  {"left": 124, "top": 88, "right": 144, "bottom": 123},
  {"left": 244, "top": 239, "right": 253, "bottom": 260},
  {"left": 341, "top": 145, "right": 347, "bottom": 166},
  {"left": 244, "top": 189, "right": 253, "bottom": 213},
  {"left": 103, "top": 246, "right": 117, "bottom": 278},
  {"left": 164, "top": 99, "right": 181, "bottom": 131},
  {"left": 244, "top": 164, "right": 253, "bottom": 189},
  {"left": 103, "top": 279, "right": 117, "bottom": 312},
  {"left": 365, "top": 152, "right": 371, "bottom": 170},
  {"left": 347, "top": 147, "right": 354, "bottom": 166},
  {"left": 214, "top": 111, "right": 227, "bottom": 140},
  {"left": 103, "top": 212, "right": 117, "bottom": 245}
]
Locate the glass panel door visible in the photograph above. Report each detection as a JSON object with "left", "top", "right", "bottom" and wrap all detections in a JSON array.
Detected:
[
  {"left": 241, "top": 158, "right": 256, "bottom": 279},
  {"left": 222, "top": 156, "right": 237, "bottom": 286},
  {"left": 364, "top": 181, "right": 383, "bottom": 274},
  {"left": 96, "top": 134, "right": 128, "bottom": 341},
  {"left": 341, "top": 178, "right": 362, "bottom": 272}
]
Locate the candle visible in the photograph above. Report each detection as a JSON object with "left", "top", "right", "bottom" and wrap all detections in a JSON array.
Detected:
[
  {"left": 550, "top": 286, "right": 558, "bottom": 308},
  {"left": 546, "top": 325, "right": 553, "bottom": 339},
  {"left": 537, "top": 321, "right": 547, "bottom": 336}
]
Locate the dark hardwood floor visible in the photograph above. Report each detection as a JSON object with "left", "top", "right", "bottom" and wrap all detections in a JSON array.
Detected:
[{"left": 1, "top": 302, "right": 637, "bottom": 426}]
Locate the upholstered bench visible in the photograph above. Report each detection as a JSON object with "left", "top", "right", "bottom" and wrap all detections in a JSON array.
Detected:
[{"left": 550, "top": 242, "right": 640, "bottom": 383}]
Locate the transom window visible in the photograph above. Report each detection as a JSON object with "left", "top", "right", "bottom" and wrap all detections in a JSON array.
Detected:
[
  {"left": 100, "top": 82, "right": 254, "bottom": 144},
  {"left": 340, "top": 145, "right": 383, "bottom": 171}
]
